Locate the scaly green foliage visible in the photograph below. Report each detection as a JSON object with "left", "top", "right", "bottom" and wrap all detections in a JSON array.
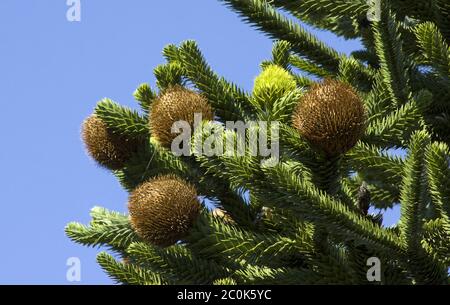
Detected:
[{"left": 67, "top": 0, "right": 450, "bottom": 285}]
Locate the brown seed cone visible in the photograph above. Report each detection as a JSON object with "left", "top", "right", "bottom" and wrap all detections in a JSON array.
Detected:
[
  {"left": 82, "top": 115, "right": 138, "bottom": 170},
  {"left": 292, "top": 80, "right": 367, "bottom": 156},
  {"left": 128, "top": 175, "right": 201, "bottom": 247},
  {"left": 149, "top": 86, "right": 213, "bottom": 148}
]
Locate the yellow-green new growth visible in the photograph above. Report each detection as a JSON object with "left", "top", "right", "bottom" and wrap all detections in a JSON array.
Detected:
[{"left": 252, "top": 64, "right": 297, "bottom": 109}]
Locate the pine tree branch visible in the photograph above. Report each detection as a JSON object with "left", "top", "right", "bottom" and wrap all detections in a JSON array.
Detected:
[
  {"left": 397, "top": 131, "right": 447, "bottom": 284},
  {"left": 193, "top": 122, "right": 403, "bottom": 253},
  {"left": 68, "top": 2, "right": 450, "bottom": 284},
  {"left": 115, "top": 138, "right": 192, "bottom": 192},
  {"left": 338, "top": 56, "right": 375, "bottom": 92},
  {"left": 233, "top": 264, "right": 313, "bottom": 284},
  {"left": 424, "top": 142, "right": 450, "bottom": 218},
  {"left": 399, "top": 130, "right": 429, "bottom": 251},
  {"left": 162, "top": 44, "right": 181, "bottom": 62},
  {"left": 234, "top": 259, "right": 357, "bottom": 284},
  {"left": 414, "top": 22, "right": 450, "bottom": 81},
  {"left": 213, "top": 278, "right": 237, "bottom": 285},
  {"left": 363, "top": 72, "right": 396, "bottom": 122},
  {"left": 422, "top": 218, "right": 450, "bottom": 265},
  {"left": 270, "top": 0, "right": 367, "bottom": 39},
  {"left": 186, "top": 212, "right": 314, "bottom": 267},
  {"left": 219, "top": 0, "right": 342, "bottom": 74},
  {"left": 434, "top": 1, "right": 450, "bottom": 43},
  {"left": 363, "top": 90, "right": 431, "bottom": 148},
  {"left": 271, "top": 0, "right": 369, "bottom": 21},
  {"left": 97, "top": 252, "right": 169, "bottom": 285},
  {"left": 260, "top": 162, "right": 404, "bottom": 254},
  {"left": 133, "top": 83, "right": 156, "bottom": 116},
  {"left": 271, "top": 89, "right": 304, "bottom": 123},
  {"left": 127, "top": 242, "right": 230, "bottom": 284},
  {"left": 292, "top": 74, "right": 314, "bottom": 87},
  {"left": 177, "top": 40, "right": 253, "bottom": 121},
  {"left": 390, "top": 1, "right": 450, "bottom": 43},
  {"left": 153, "top": 62, "right": 185, "bottom": 90},
  {"left": 65, "top": 207, "right": 140, "bottom": 251},
  {"left": 270, "top": 40, "right": 292, "bottom": 70},
  {"left": 95, "top": 98, "right": 149, "bottom": 139},
  {"left": 342, "top": 175, "right": 399, "bottom": 209},
  {"left": 372, "top": 3, "right": 411, "bottom": 105},
  {"left": 346, "top": 143, "right": 404, "bottom": 187},
  {"left": 289, "top": 54, "right": 331, "bottom": 78}
]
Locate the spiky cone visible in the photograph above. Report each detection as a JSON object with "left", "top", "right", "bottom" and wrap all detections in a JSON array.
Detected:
[
  {"left": 82, "top": 115, "right": 139, "bottom": 170},
  {"left": 128, "top": 175, "right": 201, "bottom": 247},
  {"left": 149, "top": 86, "right": 214, "bottom": 148},
  {"left": 292, "top": 80, "right": 367, "bottom": 156}
]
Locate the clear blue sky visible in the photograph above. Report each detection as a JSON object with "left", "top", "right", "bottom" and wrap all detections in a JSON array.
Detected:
[{"left": 0, "top": 1, "right": 400, "bottom": 284}]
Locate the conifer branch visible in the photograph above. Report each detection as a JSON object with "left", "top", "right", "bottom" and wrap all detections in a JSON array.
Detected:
[
  {"left": 97, "top": 252, "right": 169, "bottom": 285},
  {"left": 95, "top": 98, "right": 149, "bottom": 139},
  {"left": 414, "top": 22, "right": 450, "bottom": 81},
  {"left": 177, "top": 40, "right": 253, "bottom": 121},
  {"left": 219, "top": 0, "right": 342, "bottom": 73},
  {"left": 372, "top": 3, "right": 411, "bottom": 105}
]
